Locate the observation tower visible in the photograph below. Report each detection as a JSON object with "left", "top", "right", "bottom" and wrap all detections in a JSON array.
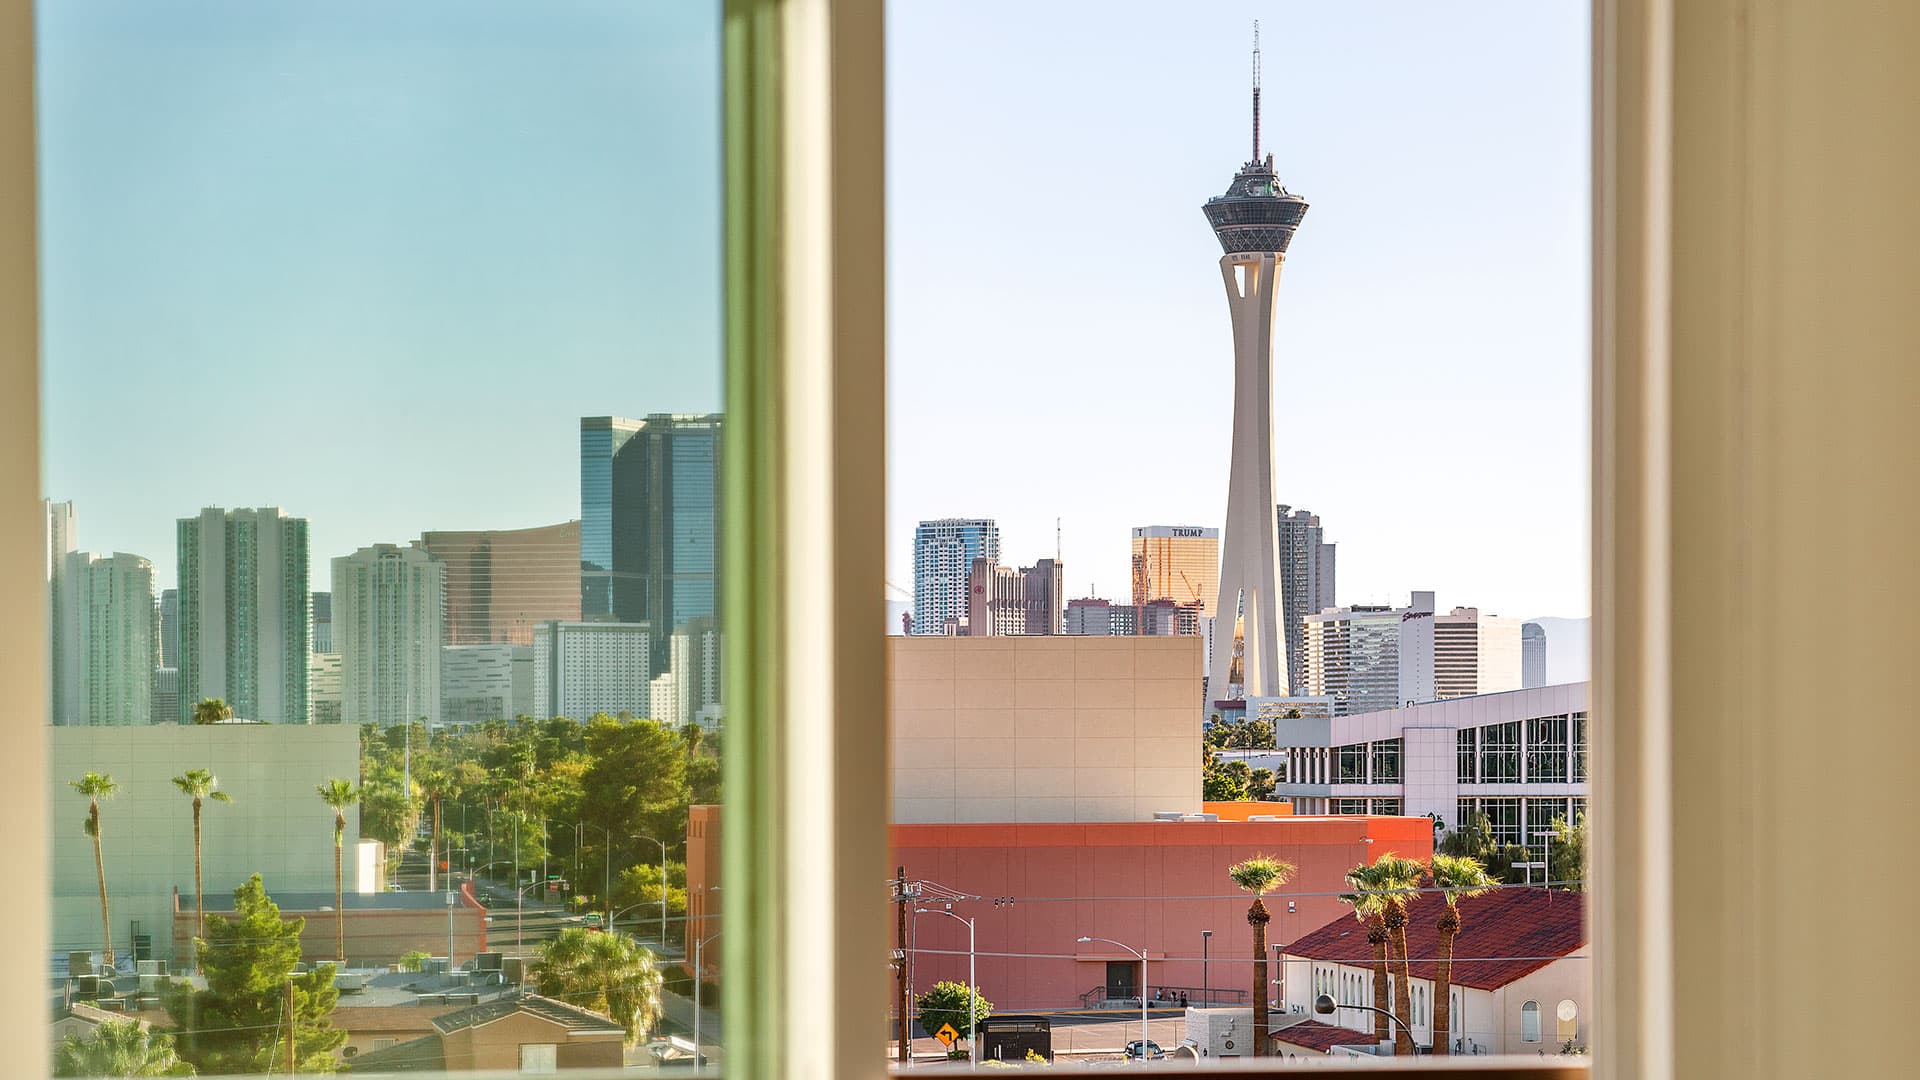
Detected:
[{"left": 1202, "top": 25, "right": 1309, "bottom": 701}]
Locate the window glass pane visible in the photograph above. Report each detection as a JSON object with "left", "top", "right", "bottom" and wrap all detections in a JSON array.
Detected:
[
  {"left": 39, "top": 3, "right": 725, "bottom": 1076},
  {"left": 884, "top": 1, "right": 1590, "bottom": 1068}
]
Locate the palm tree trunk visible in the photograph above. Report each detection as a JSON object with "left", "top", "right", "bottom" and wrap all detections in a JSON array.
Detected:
[
  {"left": 1369, "top": 923, "right": 1390, "bottom": 1045},
  {"left": 1249, "top": 897, "right": 1271, "bottom": 1057},
  {"left": 334, "top": 814, "right": 346, "bottom": 962},
  {"left": 91, "top": 803, "right": 113, "bottom": 969},
  {"left": 1434, "top": 910, "right": 1460, "bottom": 1056},
  {"left": 1389, "top": 919, "right": 1415, "bottom": 1056},
  {"left": 430, "top": 796, "right": 442, "bottom": 893},
  {"left": 192, "top": 799, "right": 204, "bottom": 969}
]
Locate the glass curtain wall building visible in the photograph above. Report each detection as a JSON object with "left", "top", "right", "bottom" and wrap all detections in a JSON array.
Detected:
[
  {"left": 911, "top": 517, "right": 999, "bottom": 635},
  {"left": 579, "top": 414, "right": 723, "bottom": 669}
]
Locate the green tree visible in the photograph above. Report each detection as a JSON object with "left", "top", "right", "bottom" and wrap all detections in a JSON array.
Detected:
[
  {"left": 190, "top": 698, "right": 232, "bottom": 726},
  {"left": 315, "top": 779, "right": 358, "bottom": 963},
  {"left": 1201, "top": 749, "right": 1248, "bottom": 801},
  {"left": 578, "top": 717, "right": 689, "bottom": 892},
  {"left": 531, "top": 927, "right": 664, "bottom": 1045},
  {"left": 1227, "top": 854, "right": 1295, "bottom": 1057},
  {"left": 1248, "top": 767, "right": 1276, "bottom": 801},
  {"left": 1547, "top": 813, "right": 1586, "bottom": 890},
  {"left": 612, "top": 862, "right": 688, "bottom": 944},
  {"left": 915, "top": 980, "right": 992, "bottom": 1053},
  {"left": 1438, "top": 812, "right": 1531, "bottom": 884},
  {"left": 417, "top": 765, "right": 451, "bottom": 892},
  {"left": 1427, "top": 854, "right": 1499, "bottom": 1056},
  {"left": 54, "top": 1018, "right": 193, "bottom": 1077},
  {"left": 171, "top": 768, "right": 233, "bottom": 967},
  {"left": 72, "top": 771, "right": 119, "bottom": 969},
  {"left": 1371, "top": 853, "right": 1427, "bottom": 1056},
  {"left": 1339, "top": 863, "right": 1394, "bottom": 1047},
  {"left": 162, "top": 875, "right": 345, "bottom": 1073}
]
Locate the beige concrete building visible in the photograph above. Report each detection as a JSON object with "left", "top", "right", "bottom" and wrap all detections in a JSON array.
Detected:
[
  {"left": 889, "top": 635, "right": 1203, "bottom": 823},
  {"left": 49, "top": 724, "right": 361, "bottom": 966}
]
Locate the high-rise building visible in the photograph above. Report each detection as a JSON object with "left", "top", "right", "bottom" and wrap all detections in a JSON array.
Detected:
[
  {"left": 1301, "top": 604, "right": 1405, "bottom": 716},
  {"left": 310, "top": 591, "right": 332, "bottom": 654},
  {"left": 56, "top": 551, "right": 156, "bottom": 725},
  {"left": 420, "top": 521, "right": 582, "bottom": 646},
  {"left": 1522, "top": 622, "right": 1548, "bottom": 688},
  {"left": 158, "top": 588, "right": 180, "bottom": 668},
  {"left": 150, "top": 667, "right": 178, "bottom": 726},
  {"left": 911, "top": 518, "right": 999, "bottom": 635},
  {"left": 177, "top": 507, "right": 311, "bottom": 724},
  {"left": 333, "top": 543, "right": 445, "bottom": 726},
  {"left": 441, "top": 643, "right": 533, "bottom": 726},
  {"left": 649, "top": 670, "right": 678, "bottom": 725},
  {"left": 1203, "top": 36, "right": 1309, "bottom": 702},
  {"left": 963, "top": 556, "right": 1065, "bottom": 636},
  {"left": 1427, "top": 606, "right": 1524, "bottom": 701},
  {"left": 1065, "top": 596, "right": 1201, "bottom": 638},
  {"left": 1021, "top": 558, "right": 1065, "bottom": 635},
  {"left": 532, "top": 620, "right": 652, "bottom": 720},
  {"left": 46, "top": 499, "right": 77, "bottom": 724},
  {"left": 1276, "top": 506, "right": 1337, "bottom": 694},
  {"left": 668, "top": 616, "right": 723, "bottom": 726},
  {"left": 579, "top": 415, "right": 722, "bottom": 672},
  {"left": 308, "top": 652, "right": 342, "bottom": 725},
  {"left": 1130, "top": 526, "right": 1220, "bottom": 616}
]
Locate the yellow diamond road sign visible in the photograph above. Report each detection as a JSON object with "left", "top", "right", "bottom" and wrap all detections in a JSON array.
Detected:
[{"left": 935, "top": 1023, "right": 960, "bottom": 1047}]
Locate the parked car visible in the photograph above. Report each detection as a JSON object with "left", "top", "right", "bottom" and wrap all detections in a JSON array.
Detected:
[{"left": 1124, "top": 1040, "right": 1164, "bottom": 1060}]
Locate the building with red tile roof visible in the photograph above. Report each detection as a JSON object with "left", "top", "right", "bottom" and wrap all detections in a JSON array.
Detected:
[{"left": 1279, "top": 887, "right": 1589, "bottom": 1056}]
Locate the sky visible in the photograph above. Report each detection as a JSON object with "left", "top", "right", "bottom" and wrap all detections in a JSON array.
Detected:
[
  {"left": 37, "top": 1, "right": 724, "bottom": 591},
  {"left": 887, "top": 1, "right": 1592, "bottom": 620},
  {"left": 40, "top": 2, "right": 1589, "bottom": 622}
]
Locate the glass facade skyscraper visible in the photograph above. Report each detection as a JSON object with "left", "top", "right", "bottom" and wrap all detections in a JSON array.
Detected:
[
  {"left": 911, "top": 518, "right": 999, "bottom": 635},
  {"left": 579, "top": 414, "right": 723, "bottom": 669},
  {"left": 176, "top": 506, "right": 311, "bottom": 724}
]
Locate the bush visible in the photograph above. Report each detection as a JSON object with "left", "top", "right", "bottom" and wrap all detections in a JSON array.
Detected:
[{"left": 397, "top": 950, "right": 430, "bottom": 972}]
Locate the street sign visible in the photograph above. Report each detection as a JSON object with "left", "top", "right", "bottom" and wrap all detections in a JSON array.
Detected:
[{"left": 934, "top": 1023, "right": 959, "bottom": 1048}]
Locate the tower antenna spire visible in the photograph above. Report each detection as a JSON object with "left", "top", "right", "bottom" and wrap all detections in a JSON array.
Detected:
[{"left": 1252, "top": 20, "right": 1262, "bottom": 162}]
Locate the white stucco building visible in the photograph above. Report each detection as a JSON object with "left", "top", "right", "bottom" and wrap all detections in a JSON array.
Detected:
[
  {"left": 1272, "top": 683, "right": 1588, "bottom": 855},
  {"left": 1278, "top": 887, "right": 1589, "bottom": 1056},
  {"left": 1303, "top": 592, "right": 1525, "bottom": 716}
]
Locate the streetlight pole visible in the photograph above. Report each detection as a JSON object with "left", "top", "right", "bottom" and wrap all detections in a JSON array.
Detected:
[
  {"left": 632, "top": 834, "right": 671, "bottom": 945},
  {"left": 917, "top": 907, "right": 977, "bottom": 1070},
  {"left": 446, "top": 890, "right": 456, "bottom": 973},
  {"left": 1201, "top": 929, "right": 1212, "bottom": 1006},
  {"left": 1079, "top": 935, "right": 1150, "bottom": 1063},
  {"left": 1313, "top": 993, "right": 1414, "bottom": 1051},
  {"left": 694, "top": 931, "right": 721, "bottom": 1069},
  {"left": 514, "top": 879, "right": 545, "bottom": 954}
]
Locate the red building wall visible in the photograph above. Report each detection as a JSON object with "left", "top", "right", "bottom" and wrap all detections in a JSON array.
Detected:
[{"left": 891, "top": 817, "right": 1433, "bottom": 1012}]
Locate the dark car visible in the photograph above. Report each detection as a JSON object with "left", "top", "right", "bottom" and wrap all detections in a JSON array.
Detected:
[{"left": 1124, "top": 1040, "right": 1165, "bottom": 1060}]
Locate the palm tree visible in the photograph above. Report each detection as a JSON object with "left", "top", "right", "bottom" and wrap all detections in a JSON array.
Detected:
[
  {"left": 1339, "top": 863, "right": 1394, "bottom": 1047},
  {"left": 418, "top": 765, "right": 449, "bottom": 893},
  {"left": 1371, "top": 853, "right": 1427, "bottom": 1056},
  {"left": 1428, "top": 854, "right": 1498, "bottom": 1056},
  {"left": 53, "top": 1017, "right": 191, "bottom": 1077},
  {"left": 316, "top": 778, "right": 358, "bottom": 963},
  {"left": 532, "top": 926, "right": 665, "bottom": 1045},
  {"left": 171, "top": 768, "right": 233, "bottom": 966},
  {"left": 190, "top": 697, "right": 232, "bottom": 726},
  {"left": 1227, "top": 854, "right": 1296, "bottom": 1057},
  {"left": 72, "top": 772, "right": 119, "bottom": 970}
]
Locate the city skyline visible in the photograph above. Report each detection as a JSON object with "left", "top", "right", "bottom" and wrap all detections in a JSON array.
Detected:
[{"left": 888, "top": 2, "right": 1590, "bottom": 618}]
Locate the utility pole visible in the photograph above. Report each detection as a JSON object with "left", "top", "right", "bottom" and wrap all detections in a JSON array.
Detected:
[
  {"left": 895, "top": 867, "right": 910, "bottom": 1065},
  {"left": 285, "top": 977, "right": 297, "bottom": 1074}
]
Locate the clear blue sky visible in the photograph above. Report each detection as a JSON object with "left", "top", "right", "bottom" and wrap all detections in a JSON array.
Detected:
[
  {"left": 888, "top": 1, "right": 1591, "bottom": 620},
  {"left": 40, "top": 2, "right": 1588, "bottom": 621},
  {"left": 37, "top": 1, "right": 723, "bottom": 591}
]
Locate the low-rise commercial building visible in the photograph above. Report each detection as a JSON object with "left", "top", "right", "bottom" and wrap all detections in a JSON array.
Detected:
[
  {"left": 50, "top": 724, "right": 361, "bottom": 966},
  {"left": 1270, "top": 683, "right": 1588, "bottom": 854}
]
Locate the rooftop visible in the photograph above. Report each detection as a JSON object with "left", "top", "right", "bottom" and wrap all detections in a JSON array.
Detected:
[
  {"left": 1270, "top": 1019, "right": 1372, "bottom": 1053},
  {"left": 431, "top": 993, "right": 624, "bottom": 1036},
  {"left": 1283, "top": 887, "right": 1586, "bottom": 991}
]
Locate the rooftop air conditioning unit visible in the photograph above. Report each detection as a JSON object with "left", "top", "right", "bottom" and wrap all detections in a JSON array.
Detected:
[{"left": 1153, "top": 811, "right": 1185, "bottom": 821}]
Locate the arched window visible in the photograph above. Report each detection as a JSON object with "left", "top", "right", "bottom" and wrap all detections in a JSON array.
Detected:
[
  {"left": 1521, "top": 999, "right": 1541, "bottom": 1042},
  {"left": 1556, "top": 999, "right": 1579, "bottom": 1042}
]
